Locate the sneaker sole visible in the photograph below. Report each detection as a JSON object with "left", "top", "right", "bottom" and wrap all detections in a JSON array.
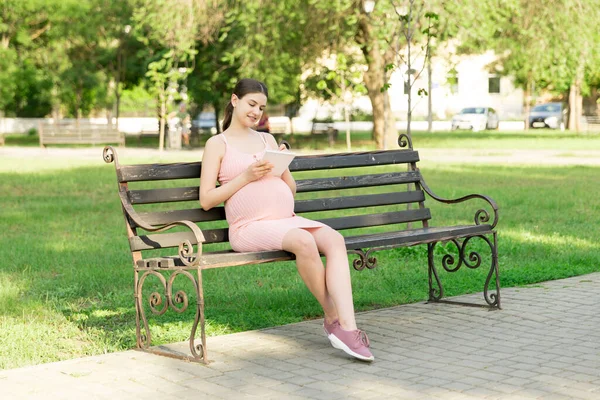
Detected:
[{"left": 328, "top": 334, "right": 374, "bottom": 362}]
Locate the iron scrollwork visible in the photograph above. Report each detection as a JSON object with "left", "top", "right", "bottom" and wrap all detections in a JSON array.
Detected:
[
  {"left": 398, "top": 133, "right": 413, "bottom": 150},
  {"left": 428, "top": 235, "right": 500, "bottom": 308},
  {"left": 136, "top": 269, "right": 204, "bottom": 361},
  {"left": 348, "top": 247, "right": 392, "bottom": 271}
]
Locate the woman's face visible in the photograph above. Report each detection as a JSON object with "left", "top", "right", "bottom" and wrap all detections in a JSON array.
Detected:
[{"left": 232, "top": 92, "right": 267, "bottom": 128}]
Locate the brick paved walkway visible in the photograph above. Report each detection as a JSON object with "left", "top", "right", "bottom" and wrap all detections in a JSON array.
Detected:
[{"left": 2, "top": 273, "right": 599, "bottom": 399}]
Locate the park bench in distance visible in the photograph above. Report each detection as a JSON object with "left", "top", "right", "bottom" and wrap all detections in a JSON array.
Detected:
[
  {"left": 103, "top": 134, "right": 500, "bottom": 364},
  {"left": 584, "top": 115, "right": 600, "bottom": 133},
  {"left": 39, "top": 122, "right": 125, "bottom": 147},
  {"left": 311, "top": 121, "right": 339, "bottom": 145}
]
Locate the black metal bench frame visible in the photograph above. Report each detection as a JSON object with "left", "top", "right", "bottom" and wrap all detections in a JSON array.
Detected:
[{"left": 103, "top": 133, "right": 500, "bottom": 364}]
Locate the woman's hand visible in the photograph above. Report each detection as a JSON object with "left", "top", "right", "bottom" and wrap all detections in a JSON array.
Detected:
[{"left": 244, "top": 160, "right": 274, "bottom": 182}]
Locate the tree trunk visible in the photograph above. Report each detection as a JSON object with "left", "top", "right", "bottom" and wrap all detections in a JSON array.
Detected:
[
  {"left": 523, "top": 79, "right": 531, "bottom": 131},
  {"left": 362, "top": 57, "right": 386, "bottom": 149},
  {"left": 158, "top": 89, "right": 166, "bottom": 151},
  {"left": 358, "top": 13, "right": 397, "bottom": 150},
  {"left": 569, "top": 54, "right": 585, "bottom": 132},
  {"left": 384, "top": 92, "right": 398, "bottom": 149}
]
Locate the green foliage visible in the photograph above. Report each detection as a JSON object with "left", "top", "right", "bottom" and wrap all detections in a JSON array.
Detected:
[
  {"left": 0, "top": 47, "right": 18, "bottom": 113},
  {"left": 450, "top": 0, "right": 600, "bottom": 97},
  {"left": 350, "top": 108, "right": 373, "bottom": 122},
  {"left": 119, "top": 84, "right": 156, "bottom": 117},
  {"left": 304, "top": 53, "right": 367, "bottom": 103}
]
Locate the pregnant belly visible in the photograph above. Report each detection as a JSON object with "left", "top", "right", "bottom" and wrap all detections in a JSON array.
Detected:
[{"left": 226, "top": 177, "right": 295, "bottom": 223}]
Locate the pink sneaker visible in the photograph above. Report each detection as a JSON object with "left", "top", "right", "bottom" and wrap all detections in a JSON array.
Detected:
[
  {"left": 323, "top": 319, "right": 340, "bottom": 336},
  {"left": 328, "top": 325, "right": 374, "bottom": 362}
]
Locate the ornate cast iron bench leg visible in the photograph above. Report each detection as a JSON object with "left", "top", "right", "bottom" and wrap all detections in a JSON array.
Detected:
[
  {"left": 427, "top": 234, "right": 501, "bottom": 309},
  {"left": 134, "top": 267, "right": 208, "bottom": 363},
  {"left": 428, "top": 242, "right": 444, "bottom": 302}
]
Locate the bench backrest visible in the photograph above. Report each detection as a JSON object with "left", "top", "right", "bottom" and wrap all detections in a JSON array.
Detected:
[{"left": 107, "top": 145, "right": 429, "bottom": 259}]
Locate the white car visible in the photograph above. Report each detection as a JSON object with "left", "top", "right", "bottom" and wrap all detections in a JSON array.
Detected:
[{"left": 451, "top": 107, "right": 500, "bottom": 131}]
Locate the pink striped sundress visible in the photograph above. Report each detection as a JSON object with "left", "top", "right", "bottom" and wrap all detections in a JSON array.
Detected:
[{"left": 217, "top": 132, "right": 325, "bottom": 252}]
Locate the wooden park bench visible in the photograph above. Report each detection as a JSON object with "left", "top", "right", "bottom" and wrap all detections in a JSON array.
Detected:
[
  {"left": 130, "top": 130, "right": 159, "bottom": 144},
  {"left": 268, "top": 116, "right": 292, "bottom": 135},
  {"left": 584, "top": 115, "right": 600, "bottom": 133},
  {"left": 39, "top": 123, "right": 125, "bottom": 147},
  {"left": 103, "top": 133, "right": 500, "bottom": 363},
  {"left": 311, "top": 121, "right": 339, "bottom": 145}
]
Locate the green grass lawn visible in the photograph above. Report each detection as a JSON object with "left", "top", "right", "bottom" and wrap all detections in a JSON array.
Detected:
[{"left": 1, "top": 130, "right": 599, "bottom": 370}]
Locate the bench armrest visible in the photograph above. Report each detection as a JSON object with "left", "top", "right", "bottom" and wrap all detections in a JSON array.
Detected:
[
  {"left": 419, "top": 176, "right": 499, "bottom": 229},
  {"left": 104, "top": 146, "right": 205, "bottom": 267},
  {"left": 118, "top": 188, "right": 205, "bottom": 266}
]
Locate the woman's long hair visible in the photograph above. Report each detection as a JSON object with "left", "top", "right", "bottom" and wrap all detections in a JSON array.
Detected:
[{"left": 222, "top": 78, "right": 269, "bottom": 131}]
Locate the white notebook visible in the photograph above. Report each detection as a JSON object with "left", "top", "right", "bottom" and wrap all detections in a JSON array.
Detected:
[{"left": 262, "top": 150, "right": 296, "bottom": 176}]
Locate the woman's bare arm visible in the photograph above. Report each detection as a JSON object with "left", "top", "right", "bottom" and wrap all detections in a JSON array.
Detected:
[{"left": 199, "top": 135, "right": 274, "bottom": 210}]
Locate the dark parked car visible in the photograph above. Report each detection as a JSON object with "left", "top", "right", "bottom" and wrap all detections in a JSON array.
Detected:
[
  {"left": 191, "top": 112, "right": 218, "bottom": 135},
  {"left": 528, "top": 102, "right": 566, "bottom": 130}
]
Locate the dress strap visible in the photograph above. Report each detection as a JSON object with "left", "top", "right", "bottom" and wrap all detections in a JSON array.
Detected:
[
  {"left": 256, "top": 131, "right": 269, "bottom": 149},
  {"left": 220, "top": 133, "right": 228, "bottom": 145}
]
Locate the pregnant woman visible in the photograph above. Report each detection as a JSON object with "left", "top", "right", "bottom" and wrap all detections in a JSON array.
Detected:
[{"left": 199, "top": 78, "right": 373, "bottom": 361}]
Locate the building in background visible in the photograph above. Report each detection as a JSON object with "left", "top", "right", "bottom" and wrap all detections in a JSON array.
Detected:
[{"left": 297, "top": 50, "right": 525, "bottom": 124}]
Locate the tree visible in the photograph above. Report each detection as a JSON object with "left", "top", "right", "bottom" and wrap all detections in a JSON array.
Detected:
[
  {"left": 306, "top": 0, "right": 445, "bottom": 149},
  {"left": 304, "top": 53, "right": 368, "bottom": 150},
  {"left": 388, "top": 0, "right": 439, "bottom": 139},
  {"left": 450, "top": 0, "right": 600, "bottom": 131},
  {"left": 0, "top": 0, "right": 59, "bottom": 116},
  {"left": 187, "top": 0, "right": 333, "bottom": 130},
  {"left": 132, "top": 0, "right": 224, "bottom": 150}
]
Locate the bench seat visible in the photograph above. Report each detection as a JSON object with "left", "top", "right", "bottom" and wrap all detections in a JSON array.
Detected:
[{"left": 133, "top": 224, "right": 493, "bottom": 269}]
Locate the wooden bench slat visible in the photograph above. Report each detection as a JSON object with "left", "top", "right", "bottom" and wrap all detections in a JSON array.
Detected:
[
  {"left": 135, "top": 207, "right": 225, "bottom": 227},
  {"left": 294, "top": 191, "right": 425, "bottom": 213},
  {"left": 129, "top": 187, "right": 200, "bottom": 204},
  {"left": 130, "top": 207, "right": 430, "bottom": 249},
  {"left": 146, "top": 250, "right": 292, "bottom": 269},
  {"left": 117, "top": 150, "right": 420, "bottom": 183},
  {"left": 118, "top": 163, "right": 201, "bottom": 182},
  {"left": 132, "top": 224, "right": 492, "bottom": 269},
  {"left": 319, "top": 208, "right": 431, "bottom": 230},
  {"left": 130, "top": 228, "right": 228, "bottom": 251},
  {"left": 290, "top": 150, "right": 420, "bottom": 171},
  {"left": 296, "top": 171, "right": 421, "bottom": 192},
  {"left": 344, "top": 224, "right": 492, "bottom": 249},
  {"left": 134, "top": 201, "right": 428, "bottom": 229},
  {"left": 127, "top": 171, "right": 422, "bottom": 205}
]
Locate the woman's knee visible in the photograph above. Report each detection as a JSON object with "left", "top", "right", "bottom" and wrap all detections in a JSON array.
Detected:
[
  {"left": 315, "top": 227, "right": 346, "bottom": 250},
  {"left": 283, "top": 229, "right": 319, "bottom": 257}
]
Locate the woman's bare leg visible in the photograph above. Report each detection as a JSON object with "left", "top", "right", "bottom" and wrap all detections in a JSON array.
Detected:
[
  {"left": 308, "top": 226, "right": 357, "bottom": 331},
  {"left": 282, "top": 228, "right": 338, "bottom": 322}
]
